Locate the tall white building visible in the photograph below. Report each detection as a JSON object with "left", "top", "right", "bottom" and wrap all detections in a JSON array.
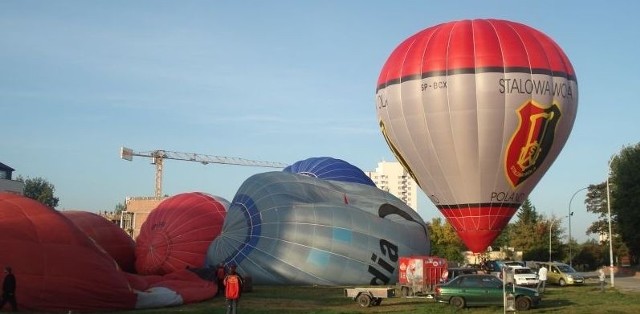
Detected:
[{"left": 366, "top": 161, "right": 418, "bottom": 211}]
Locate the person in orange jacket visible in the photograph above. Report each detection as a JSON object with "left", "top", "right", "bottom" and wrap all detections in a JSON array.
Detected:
[{"left": 223, "top": 264, "right": 243, "bottom": 314}]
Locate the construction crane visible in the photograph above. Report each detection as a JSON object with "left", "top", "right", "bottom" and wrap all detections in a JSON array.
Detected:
[{"left": 120, "top": 146, "right": 289, "bottom": 197}]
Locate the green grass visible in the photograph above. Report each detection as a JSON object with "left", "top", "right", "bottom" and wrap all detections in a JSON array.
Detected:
[{"left": 100, "top": 282, "right": 640, "bottom": 314}]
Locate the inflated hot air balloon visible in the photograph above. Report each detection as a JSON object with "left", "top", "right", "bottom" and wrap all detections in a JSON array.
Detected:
[
  {"left": 135, "top": 192, "right": 228, "bottom": 275},
  {"left": 376, "top": 19, "right": 578, "bottom": 252},
  {"left": 62, "top": 210, "right": 136, "bottom": 273},
  {"left": 283, "top": 156, "right": 376, "bottom": 186},
  {"left": 205, "top": 171, "right": 430, "bottom": 285}
]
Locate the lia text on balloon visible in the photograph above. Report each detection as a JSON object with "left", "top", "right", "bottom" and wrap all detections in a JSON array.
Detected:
[{"left": 368, "top": 239, "right": 399, "bottom": 285}]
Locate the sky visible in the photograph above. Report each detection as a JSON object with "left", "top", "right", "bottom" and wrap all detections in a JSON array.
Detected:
[{"left": 1, "top": 1, "right": 638, "bottom": 244}]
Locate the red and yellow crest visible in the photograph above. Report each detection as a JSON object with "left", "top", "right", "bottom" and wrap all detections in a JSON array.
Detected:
[{"left": 505, "top": 101, "right": 561, "bottom": 187}]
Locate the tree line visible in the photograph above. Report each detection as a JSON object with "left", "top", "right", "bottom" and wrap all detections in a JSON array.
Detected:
[{"left": 429, "top": 143, "right": 640, "bottom": 270}]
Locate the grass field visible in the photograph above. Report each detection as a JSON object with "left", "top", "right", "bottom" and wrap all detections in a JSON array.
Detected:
[{"left": 117, "top": 280, "right": 640, "bottom": 314}]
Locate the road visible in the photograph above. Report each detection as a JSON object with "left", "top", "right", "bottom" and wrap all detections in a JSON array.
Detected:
[
  {"left": 581, "top": 270, "right": 640, "bottom": 292},
  {"left": 610, "top": 273, "right": 640, "bottom": 292}
]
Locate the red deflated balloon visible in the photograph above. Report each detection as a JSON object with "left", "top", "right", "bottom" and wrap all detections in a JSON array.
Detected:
[
  {"left": 0, "top": 193, "right": 137, "bottom": 312},
  {"left": 135, "top": 192, "right": 227, "bottom": 275},
  {"left": 62, "top": 210, "right": 136, "bottom": 273},
  {"left": 376, "top": 19, "right": 578, "bottom": 252}
]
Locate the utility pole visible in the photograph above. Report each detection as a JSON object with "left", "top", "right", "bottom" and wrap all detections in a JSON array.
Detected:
[
  {"left": 606, "top": 158, "right": 615, "bottom": 287},
  {"left": 568, "top": 187, "right": 588, "bottom": 268}
]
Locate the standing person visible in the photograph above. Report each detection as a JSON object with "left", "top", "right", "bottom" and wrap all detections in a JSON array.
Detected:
[
  {"left": 536, "top": 264, "right": 548, "bottom": 293},
  {"left": 224, "top": 265, "right": 243, "bottom": 314},
  {"left": 598, "top": 266, "right": 607, "bottom": 292},
  {"left": 216, "top": 263, "right": 226, "bottom": 297},
  {"left": 480, "top": 258, "right": 488, "bottom": 274},
  {"left": 0, "top": 266, "right": 17, "bottom": 312}
]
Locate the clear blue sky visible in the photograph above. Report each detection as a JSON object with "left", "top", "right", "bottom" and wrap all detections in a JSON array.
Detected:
[{"left": 2, "top": 1, "right": 638, "bottom": 243}]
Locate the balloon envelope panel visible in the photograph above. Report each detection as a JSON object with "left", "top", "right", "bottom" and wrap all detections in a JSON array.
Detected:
[
  {"left": 62, "top": 210, "right": 136, "bottom": 273},
  {"left": 135, "top": 192, "right": 228, "bottom": 275},
  {"left": 0, "top": 193, "right": 137, "bottom": 312},
  {"left": 283, "top": 156, "right": 376, "bottom": 186},
  {"left": 376, "top": 19, "right": 577, "bottom": 252},
  {"left": 125, "top": 269, "right": 216, "bottom": 308},
  {"left": 206, "top": 172, "right": 430, "bottom": 285}
]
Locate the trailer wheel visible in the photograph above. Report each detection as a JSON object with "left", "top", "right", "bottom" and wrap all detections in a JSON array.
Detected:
[
  {"left": 373, "top": 298, "right": 382, "bottom": 306},
  {"left": 356, "top": 293, "right": 372, "bottom": 307},
  {"left": 400, "top": 286, "right": 410, "bottom": 297}
]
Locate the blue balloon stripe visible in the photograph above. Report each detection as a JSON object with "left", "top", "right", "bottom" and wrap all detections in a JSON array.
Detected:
[
  {"left": 283, "top": 156, "right": 376, "bottom": 186},
  {"left": 307, "top": 249, "right": 330, "bottom": 267},
  {"left": 332, "top": 228, "right": 352, "bottom": 243},
  {"left": 225, "top": 194, "right": 262, "bottom": 266}
]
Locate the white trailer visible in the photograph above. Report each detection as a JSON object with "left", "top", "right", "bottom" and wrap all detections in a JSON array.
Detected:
[{"left": 343, "top": 287, "right": 396, "bottom": 307}]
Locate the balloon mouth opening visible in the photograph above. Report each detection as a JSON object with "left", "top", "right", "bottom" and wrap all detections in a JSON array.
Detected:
[
  {"left": 439, "top": 205, "right": 518, "bottom": 253},
  {"left": 457, "top": 230, "right": 502, "bottom": 253}
]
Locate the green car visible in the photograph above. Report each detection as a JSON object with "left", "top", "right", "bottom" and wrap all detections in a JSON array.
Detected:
[{"left": 435, "top": 274, "right": 541, "bottom": 310}]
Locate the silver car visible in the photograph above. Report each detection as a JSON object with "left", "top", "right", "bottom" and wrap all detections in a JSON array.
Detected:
[{"left": 509, "top": 266, "right": 539, "bottom": 287}]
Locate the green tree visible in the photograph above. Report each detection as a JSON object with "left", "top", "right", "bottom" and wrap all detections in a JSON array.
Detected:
[
  {"left": 427, "top": 217, "right": 465, "bottom": 263},
  {"left": 517, "top": 199, "right": 541, "bottom": 224},
  {"left": 492, "top": 223, "right": 512, "bottom": 250},
  {"left": 507, "top": 199, "right": 547, "bottom": 259},
  {"left": 572, "top": 239, "right": 605, "bottom": 271},
  {"left": 585, "top": 171, "right": 630, "bottom": 265},
  {"left": 610, "top": 143, "right": 640, "bottom": 264},
  {"left": 115, "top": 202, "right": 126, "bottom": 214},
  {"left": 545, "top": 216, "right": 567, "bottom": 262},
  {"left": 584, "top": 182, "right": 610, "bottom": 236},
  {"left": 17, "top": 176, "right": 59, "bottom": 208}
]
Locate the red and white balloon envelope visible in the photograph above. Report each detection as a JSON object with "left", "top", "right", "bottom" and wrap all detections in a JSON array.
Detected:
[{"left": 376, "top": 19, "right": 578, "bottom": 252}]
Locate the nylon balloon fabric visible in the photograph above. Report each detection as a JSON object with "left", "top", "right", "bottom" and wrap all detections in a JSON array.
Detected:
[
  {"left": 135, "top": 192, "right": 227, "bottom": 275},
  {"left": 376, "top": 19, "right": 578, "bottom": 252},
  {"left": 205, "top": 171, "right": 430, "bottom": 285},
  {"left": 62, "top": 210, "right": 136, "bottom": 272},
  {"left": 283, "top": 156, "right": 376, "bottom": 186},
  {"left": 0, "top": 192, "right": 137, "bottom": 312}
]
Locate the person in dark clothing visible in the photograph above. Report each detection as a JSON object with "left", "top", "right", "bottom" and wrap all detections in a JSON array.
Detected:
[
  {"left": 0, "top": 266, "right": 17, "bottom": 311},
  {"left": 216, "top": 263, "right": 226, "bottom": 296}
]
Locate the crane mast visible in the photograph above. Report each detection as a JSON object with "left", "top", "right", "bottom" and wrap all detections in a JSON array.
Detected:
[{"left": 120, "top": 146, "right": 288, "bottom": 197}]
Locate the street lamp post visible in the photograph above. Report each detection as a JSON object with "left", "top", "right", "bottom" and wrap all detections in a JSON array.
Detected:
[
  {"left": 568, "top": 187, "right": 588, "bottom": 268},
  {"left": 549, "top": 216, "right": 568, "bottom": 263},
  {"left": 606, "top": 160, "right": 615, "bottom": 287},
  {"left": 549, "top": 220, "right": 555, "bottom": 263}
]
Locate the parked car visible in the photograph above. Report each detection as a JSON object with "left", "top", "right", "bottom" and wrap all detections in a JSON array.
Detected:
[
  {"left": 508, "top": 266, "right": 539, "bottom": 287},
  {"left": 534, "top": 262, "right": 585, "bottom": 286},
  {"left": 435, "top": 274, "right": 541, "bottom": 311},
  {"left": 444, "top": 267, "right": 479, "bottom": 282},
  {"left": 485, "top": 260, "right": 525, "bottom": 277},
  {"left": 504, "top": 260, "right": 526, "bottom": 267}
]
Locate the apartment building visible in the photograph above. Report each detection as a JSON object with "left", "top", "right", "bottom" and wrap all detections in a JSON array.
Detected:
[{"left": 366, "top": 161, "right": 418, "bottom": 211}]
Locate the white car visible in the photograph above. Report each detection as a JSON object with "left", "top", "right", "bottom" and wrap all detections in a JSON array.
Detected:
[{"left": 508, "top": 266, "right": 539, "bottom": 287}]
